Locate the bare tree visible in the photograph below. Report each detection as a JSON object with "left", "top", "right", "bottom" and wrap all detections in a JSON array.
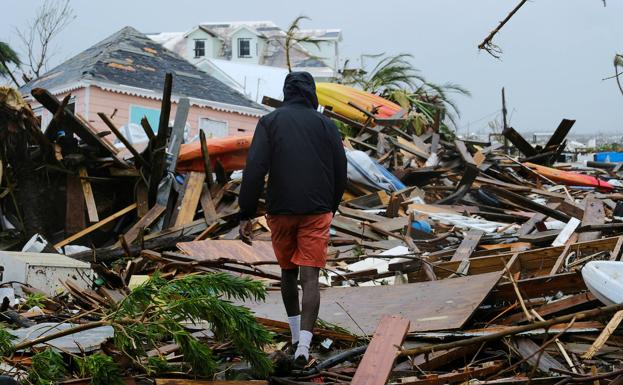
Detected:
[{"left": 16, "top": 0, "right": 75, "bottom": 79}]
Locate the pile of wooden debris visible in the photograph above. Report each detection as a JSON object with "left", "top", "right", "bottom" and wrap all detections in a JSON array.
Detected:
[{"left": 0, "top": 74, "right": 623, "bottom": 385}]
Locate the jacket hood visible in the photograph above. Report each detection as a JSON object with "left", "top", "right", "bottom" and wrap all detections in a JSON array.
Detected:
[{"left": 283, "top": 71, "right": 318, "bottom": 109}]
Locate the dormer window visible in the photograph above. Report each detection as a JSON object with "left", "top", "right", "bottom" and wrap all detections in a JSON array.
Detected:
[
  {"left": 238, "top": 38, "right": 251, "bottom": 58},
  {"left": 194, "top": 39, "right": 206, "bottom": 58}
]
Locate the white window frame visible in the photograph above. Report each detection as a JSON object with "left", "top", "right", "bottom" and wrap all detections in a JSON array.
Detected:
[
  {"left": 238, "top": 38, "right": 251, "bottom": 58},
  {"left": 198, "top": 117, "right": 229, "bottom": 138},
  {"left": 194, "top": 39, "right": 206, "bottom": 58}
]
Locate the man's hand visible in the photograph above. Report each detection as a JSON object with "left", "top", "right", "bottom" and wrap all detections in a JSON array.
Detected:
[{"left": 239, "top": 219, "right": 254, "bottom": 245}]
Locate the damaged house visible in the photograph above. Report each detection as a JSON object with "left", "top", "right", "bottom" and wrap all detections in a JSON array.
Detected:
[{"left": 19, "top": 26, "right": 266, "bottom": 142}]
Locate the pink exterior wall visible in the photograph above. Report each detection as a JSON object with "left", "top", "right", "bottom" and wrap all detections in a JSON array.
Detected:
[
  {"left": 27, "top": 85, "right": 260, "bottom": 140},
  {"left": 87, "top": 86, "right": 259, "bottom": 139},
  {"left": 29, "top": 88, "right": 87, "bottom": 127}
]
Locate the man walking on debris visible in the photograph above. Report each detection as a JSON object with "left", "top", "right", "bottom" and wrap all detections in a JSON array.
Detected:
[{"left": 238, "top": 71, "right": 347, "bottom": 368}]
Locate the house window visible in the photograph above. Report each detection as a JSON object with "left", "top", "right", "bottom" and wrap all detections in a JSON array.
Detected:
[
  {"left": 194, "top": 39, "right": 206, "bottom": 58},
  {"left": 129, "top": 105, "right": 160, "bottom": 132},
  {"left": 238, "top": 38, "right": 251, "bottom": 58},
  {"left": 199, "top": 117, "right": 229, "bottom": 138}
]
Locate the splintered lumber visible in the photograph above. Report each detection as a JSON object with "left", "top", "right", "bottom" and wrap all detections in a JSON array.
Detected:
[
  {"left": 582, "top": 310, "right": 623, "bottom": 359},
  {"left": 97, "top": 112, "right": 150, "bottom": 169},
  {"left": 31, "top": 88, "right": 117, "bottom": 155},
  {"left": 177, "top": 240, "right": 277, "bottom": 264},
  {"left": 578, "top": 196, "right": 605, "bottom": 242},
  {"left": 397, "top": 361, "right": 506, "bottom": 385},
  {"left": 332, "top": 215, "right": 383, "bottom": 240},
  {"left": 399, "top": 302, "right": 623, "bottom": 357},
  {"left": 122, "top": 204, "right": 166, "bottom": 245},
  {"left": 199, "top": 186, "right": 218, "bottom": 224},
  {"left": 451, "top": 230, "right": 484, "bottom": 261},
  {"left": 411, "top": 345, "right": 480, "bottom": 371},
  {"left": 503, "top": 126, "right": 537, "bottom": 157},
  {"left": 503, "top": 292, "right": 598, "bottom": 325},
  {"left": 513, "top": 337, "right": 566, "bottom": 373},
  {"left": 351, "top": 315, "right": 410, "bottom": 385},
  {"left": 148, "top": 73, "right": 173, "bottom": 206},
  {"left": 70, "top": 219, "right": 208, "bottom": 263},
  {"left": 54, "top": 203, "right": 137, "bottom": 249},
  {"left": 244, "top": 271, "right": 501, "bottom": 334},
  {"left": 544, "top": 119, "right": 575, "bottom": 150},
  {"left": 199, "top": 129, "right": 215, "bottom": 189},
  {"left": 65, "top": 174, "right": 86, "bottom": 234},
  {"left": 78, "top": 167, "right": 99, "bottom": 223},
  {"left": 155, "top": 97, "right": 190, "bottom": 229},
  {"left": 174, "top": 171, "right": 206, "bottom": 227},
  {"left": 552, "top": 218, "right": 581, "bottom": 247},
  {"left": 484, "top": 185, "right": 571, "bottom": 223}
]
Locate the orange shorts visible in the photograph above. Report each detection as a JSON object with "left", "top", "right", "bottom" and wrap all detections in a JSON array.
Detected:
[{"left": 267, "top": 212, "right": 333, "bottom": 269}]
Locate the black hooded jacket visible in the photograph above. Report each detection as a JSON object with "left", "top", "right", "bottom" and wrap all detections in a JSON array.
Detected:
[{"left": 238, "top": 72, "right": 347, "bottom": 219}]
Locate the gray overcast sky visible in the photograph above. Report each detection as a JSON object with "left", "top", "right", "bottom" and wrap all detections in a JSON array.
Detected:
[{"left": 3, "top": 0, "right": 622, "bottom": 135}]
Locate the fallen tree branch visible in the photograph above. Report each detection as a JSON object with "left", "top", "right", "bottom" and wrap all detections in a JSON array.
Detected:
[{"left": 478, "top": 0, "right": 529, "bottom": 59}]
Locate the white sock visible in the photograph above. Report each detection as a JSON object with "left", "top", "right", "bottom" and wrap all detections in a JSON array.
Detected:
[
  {"left": 288, "top": 315, "right": 301, "bottom": 344},
  {"left": 295, "top": 330, "right": 313, "bottom": 359}
]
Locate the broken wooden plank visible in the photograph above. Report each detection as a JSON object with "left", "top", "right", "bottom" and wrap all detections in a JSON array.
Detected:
[
  {"left": 551, "top": 217, "right": 581, "bottom": 247},
  {"left": 97, "top": 112, "right": 150, "bottom": 170},
  {"left": 78, "top": 167, "right": 99, "bottom": 223},
  {"left": 199, "top": 185, "right": 218, "bottom": 224},
  {"left": 485, "top": 185, "right": 571, "bottom": 223},
  {"left": 65, "top": 174, "right": 85, "bottom": 235},
  {"left": 578, "top": 196, "right": 605, "bottom": 242},
  {"left": 512, "top": 337, "right": 566, "bottom": 373},
  {"left": 351, "top": 315, "right": 410, "bottom": 385},
  {"left": 54, "top": 203, "right": 137, "bottom": 249},
  {"left": 451, "top": 230, "right": 484, "bottom": 261},
  {"left": 148, "top": 73, "right": 173, "bottom": 206},
  {"left": 174, "top": 171, "right": 206, "bottom": 227},
  {"left": 122, "top": 204, "right": 166, "bottom": 245},
  {"left": 177, "top": 240, "right": 277, "bottom": 264},
  {"left": 502, "top": 126, "right": 537, "bottom": 157},
  {"left": 582, "top": 309, "right": 623, "bottom": 359}
]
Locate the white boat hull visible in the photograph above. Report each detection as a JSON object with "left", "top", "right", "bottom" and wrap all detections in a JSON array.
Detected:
[{"left": 582, "top": 261, "right": 623, "bottom": 305}]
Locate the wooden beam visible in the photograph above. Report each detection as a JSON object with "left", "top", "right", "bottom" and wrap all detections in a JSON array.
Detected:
[
  {"left": 97, "top": 112, "right": 150, "bottom": 170},
  {"left": 199, "top": 130, "right": 215, "bottom": 190},
  {"left": 54, "top": 203, "right": 137, "bottom": 249},
  {"left": 451, "top": 230, "right": 484, "bottom": 261},
  {"left": 65, "top": 174, "right": 85, "bottom": 234},
  {"left": 351, "top": 315, "right": 410, "bottom": 385},
  {"left": 174, "top": 172, "right": 206, "bottom": 227},
  {"left": 502, "top": 126, "right": 537, "bottom": 157},
  {"left": 578, "top": 196, "right": 605, "bottom": 242},
  {"left": 582, "top": 310, "right": 623, "bottom": 359},
  {"left": 122, "top": 204, "right": 166, "bottom": 245},
  {"left": 148, "top": 73, "right": 173, "bottom": 206},
  {"left": 78, "top": 167, "right": 99, "bottom": 223}
]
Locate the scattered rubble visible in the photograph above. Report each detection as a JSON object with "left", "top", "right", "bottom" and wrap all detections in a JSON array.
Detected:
[{"left": 1, "top": 72, "right": 623, "bottom": 385}]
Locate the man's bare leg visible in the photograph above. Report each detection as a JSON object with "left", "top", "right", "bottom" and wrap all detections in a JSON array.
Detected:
[
  {"left": 295, "top": 266, "right": 320, "bottom": 362},
  {"left": 281, "top": 267, "right": 300, "bottom": 345}
]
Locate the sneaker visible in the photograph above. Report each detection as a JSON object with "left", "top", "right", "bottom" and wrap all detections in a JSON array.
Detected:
[
  {"left": 293, "top": 354, "right": 314, "bottom": 370},
  {"left": 285, "top": 341, "right": 298, "bottom": 355}
]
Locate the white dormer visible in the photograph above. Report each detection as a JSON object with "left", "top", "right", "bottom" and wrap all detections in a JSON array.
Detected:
[
  {"left": 229, "top": 25, "right": 265, "bottom": 64},
  {"left": 184, "top": 26, "right": 221, "bottom": 63}
]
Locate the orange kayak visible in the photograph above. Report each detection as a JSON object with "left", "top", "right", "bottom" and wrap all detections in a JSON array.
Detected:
[
  {"left": 177, "top": 135, "right": 253, "bottom": 173},
  {"left": 523, "top": 162, "right": 614, "bottom": 190}
]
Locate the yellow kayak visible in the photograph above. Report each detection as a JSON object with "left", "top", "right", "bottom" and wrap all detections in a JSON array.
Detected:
[{"left": 316, "top": 83, "right": 402, "bottom": 123}]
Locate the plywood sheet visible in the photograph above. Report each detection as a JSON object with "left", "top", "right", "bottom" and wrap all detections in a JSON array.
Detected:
[
  {"left": 177, "top": 240, "right": 277, "bottom": 264},
  {"left": 243, "top": 271, "right": 502, "bottom": 335}
]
